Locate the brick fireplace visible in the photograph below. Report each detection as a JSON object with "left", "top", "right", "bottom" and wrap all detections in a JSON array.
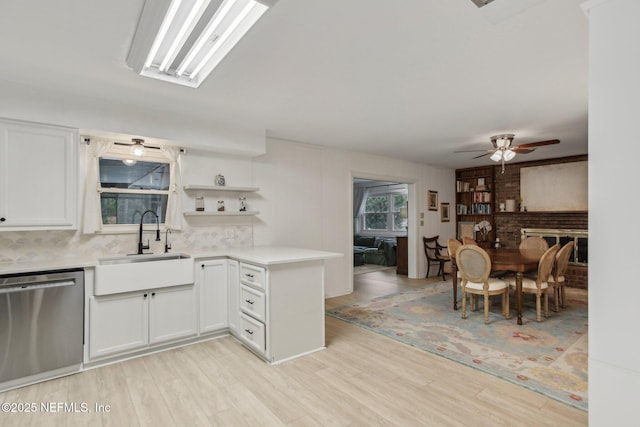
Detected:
[{"left": 493, "top": 155, "right": 588, "bottom": 289}]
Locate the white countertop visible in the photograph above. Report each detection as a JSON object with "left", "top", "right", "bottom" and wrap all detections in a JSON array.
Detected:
[
  {"left": 0, "top": 246, "right": 343, "bottom": 276},
  {"left": 199, "top": 246, "right": 344, "bottom": 266}
]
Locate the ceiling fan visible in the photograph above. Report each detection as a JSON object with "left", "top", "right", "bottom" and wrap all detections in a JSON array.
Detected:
[{"left": 455, "top": 134, "right": 560, "bottom": 173}]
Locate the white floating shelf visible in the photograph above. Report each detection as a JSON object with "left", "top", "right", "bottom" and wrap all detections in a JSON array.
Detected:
[
  {"left": 183, "top": 185, "right": 259, "bottom": 192},
  {"left": 183, "top": 211, "right": 260, "bottom": 217}
]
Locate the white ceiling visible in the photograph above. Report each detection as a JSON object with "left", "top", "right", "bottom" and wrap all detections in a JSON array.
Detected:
[{"left": 0, "top": 0, "right": 588, "bottom": 169}]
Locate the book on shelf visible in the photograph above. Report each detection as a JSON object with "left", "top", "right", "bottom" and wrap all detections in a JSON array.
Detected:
[
  {"left": 473, "top": 192, "right": 492, "bottom": 203},
  {"left": 456, "top": 181, "right": 471, "bottom": 192},
  {"left": 471, "top": 203, "right": 492, "bottom": 214}
]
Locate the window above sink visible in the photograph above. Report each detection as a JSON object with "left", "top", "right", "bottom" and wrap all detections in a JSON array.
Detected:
[
  {"left": 99, "top": 157, "right": 170, "bottom": 225},
  {"left": 82, "top": 137, "right": 183, "bottom": 235}
]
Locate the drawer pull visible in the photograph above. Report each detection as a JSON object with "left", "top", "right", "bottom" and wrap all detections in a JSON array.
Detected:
[
  {"left": 245, "top": 299, "right": 254, "bottom": 305},
  {"left": 245, "top": 273, "right": 254, "bottom": 278},
  {"left": 244, "top": 328, "right": 254, "bottom": 335}
]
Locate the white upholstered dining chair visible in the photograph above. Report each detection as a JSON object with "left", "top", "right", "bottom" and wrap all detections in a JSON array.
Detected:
[
  {"left": 549, "top": 241, "right": 575, "bottom": 312},
  {"left": 511, "top": 244, "right": 560, "bottom": 322},
  {"left": 455, "top": 244, "right": 510, "bottom": 324},
  {"left": 519, "top": 236, "right": 549, "bottom": 252}
]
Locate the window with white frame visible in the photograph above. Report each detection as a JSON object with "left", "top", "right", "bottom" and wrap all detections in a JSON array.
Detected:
[
  {"left": 98, "top": 157, "right": 170, "bottom": 225},
  {"left": 82, "top": 138, "right": 182, "bottom": 234},
  {"left": 361, "top": 189, "right": 407, "bottom": 233}
]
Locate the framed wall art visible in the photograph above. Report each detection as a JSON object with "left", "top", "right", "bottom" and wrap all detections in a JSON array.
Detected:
[
  {"left": 440, "top": 203, "right": 450, "bottom": 222},
  {"left": 428, "top": 190, "right": 438, "bottom": 211}
]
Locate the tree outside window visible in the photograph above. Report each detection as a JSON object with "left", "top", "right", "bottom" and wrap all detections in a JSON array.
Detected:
[{"left": 363, "top": 192, "right": 407, "bottom": 232}]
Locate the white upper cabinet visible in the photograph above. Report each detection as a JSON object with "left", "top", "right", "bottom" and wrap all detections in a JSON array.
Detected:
[{"left": 0, "top": 118, "right": 78, "bottom": 230}]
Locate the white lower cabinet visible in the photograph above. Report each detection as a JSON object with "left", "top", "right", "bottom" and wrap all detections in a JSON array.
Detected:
[
  {"left": 149, "top": 286, "right": 198, "bottom": 344},
  {"left": 89, "top": 291, "right": 148, "bottom": 359},
  {"left": 239, "top": 312, "right": 266, "bottom": 353},
  {"left": 89, "top": 284, "right": 196, "bottom": 360},
  {"left": 198, "top": 259, "right": 229, "bottom": 334},
  {"left": 237, "top": 260, "right": 325, "bottom": 363},
  {"left": 87, "top": 256, "right": 328, "bottom": 365},
  {"left": 227, "top": 259, "right": 239, "bottom": 334}
]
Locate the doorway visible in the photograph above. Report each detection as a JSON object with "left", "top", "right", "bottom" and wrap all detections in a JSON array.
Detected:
[{"left": 351, "top": 176, "right": 416, "bottom": 289}]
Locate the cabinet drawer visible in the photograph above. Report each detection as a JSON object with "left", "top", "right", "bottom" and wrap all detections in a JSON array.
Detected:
[
  {"left": 239, "top": 263, "right": 266, "bottom": 290},
  {"left": 239, "top": 284, "right": 266, "bottom": 323},
  {"left": 239, "top": 313, "right": 266, "bottom": 354}
]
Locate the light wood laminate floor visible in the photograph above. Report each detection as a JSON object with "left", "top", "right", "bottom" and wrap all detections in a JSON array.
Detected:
[{"left": 0, "top": 270, "right": 587, "bottom": 426}]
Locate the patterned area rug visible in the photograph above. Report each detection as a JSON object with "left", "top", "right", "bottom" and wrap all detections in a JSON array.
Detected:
[{"left": 327, "top": 281, "right": 588, "bottom": 411}]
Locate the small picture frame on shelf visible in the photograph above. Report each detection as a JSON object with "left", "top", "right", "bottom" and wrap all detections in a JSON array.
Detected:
[
  {"left": 428, "top": 190, "right": 438, "bottom": 211},
  {"left": 440, "top": 203, "right": 450, "bottom": 222}
]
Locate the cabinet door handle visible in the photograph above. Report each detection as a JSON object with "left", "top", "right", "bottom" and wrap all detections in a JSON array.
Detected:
[
  {"left": 245, "top": 299, "right": 254, "bottom": 305},
  {"left": 0, "top": 217, "right": 5, "bottom": 222},
  {"left": 151, "top": 292, "right": 156, "bottom": 297},
  {"left": 244, "top": 329, "right": 254, "bottom": 335},
  {"left": 143, "top": 293, "right": 148, "bottom": 298}
]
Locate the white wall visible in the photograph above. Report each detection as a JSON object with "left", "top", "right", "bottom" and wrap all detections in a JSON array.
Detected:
[
  {"left": 583, "top": 0, "right": 640, "bottom": 425},
  {"left": 0, "top": 80, "right": 265, "bottom": 156},
  {"left": 253, "top": 138, "right": 456, "bottom": 297}
]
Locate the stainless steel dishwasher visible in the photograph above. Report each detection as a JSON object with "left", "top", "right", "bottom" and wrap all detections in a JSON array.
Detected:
[{"left": 0, "top": 268, "right": 84, "bottom": 391}]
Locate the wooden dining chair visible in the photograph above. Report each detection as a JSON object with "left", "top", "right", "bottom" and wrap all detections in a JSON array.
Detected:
[
  {"left": 423, "top": 236, "right": 450, "bottom": 281},
  {"left": 455, "top": 244, "right": 509, "bottom": 324},
  {"left": 462, "top": 237, "right": 478, "bottom": 246},
  {"left": 519, "top": 236, "right": 549, "bottom": 252},
  {"left": 511, "top": 244, "right": 560, "bottom": 322},
  {"left": 549, "top": 241, "right": 575, "bottom": 312}
]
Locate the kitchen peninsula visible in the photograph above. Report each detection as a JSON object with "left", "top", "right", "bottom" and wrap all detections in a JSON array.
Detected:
[{"left": 0, "top": 246, "right": 342, "bottom": 392}]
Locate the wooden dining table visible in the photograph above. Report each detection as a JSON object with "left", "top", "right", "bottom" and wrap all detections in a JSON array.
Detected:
[{"left": 451, "top": 247, "right": 544, "bottom": 325}]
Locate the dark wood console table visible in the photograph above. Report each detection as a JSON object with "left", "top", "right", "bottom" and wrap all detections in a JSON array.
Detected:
[{"left": 396, "top": 236, "right": 408, "bottom": 275}]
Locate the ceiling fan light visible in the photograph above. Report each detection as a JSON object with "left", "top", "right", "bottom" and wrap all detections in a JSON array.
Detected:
[
  {"left": 490, "top": 150, "right": 503, "bottom": 162},
  {"left": 503, "top": 149, "right": 516, "bottom": 161}
]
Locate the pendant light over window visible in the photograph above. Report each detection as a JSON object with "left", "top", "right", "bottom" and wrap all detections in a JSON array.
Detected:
[{"left": 131, "top": 138, "right": 146, "bottom": 157}]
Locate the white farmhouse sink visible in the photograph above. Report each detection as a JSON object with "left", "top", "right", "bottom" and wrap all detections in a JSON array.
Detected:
[{"left": 95, "top": 253, "right": 194, "bottom": 296}]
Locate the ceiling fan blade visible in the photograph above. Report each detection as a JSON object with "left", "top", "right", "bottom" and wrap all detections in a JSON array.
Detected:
[
  {"left": 454, "top": 149, "right": 492, "bottom": 153},
  {"left": 472, "top": 152, "right": 492, "bottom": 159},
  {"left": 514, "top": 139, "right": 560, "bottom": 149},
  {"left": 511, "top": 147, "right": 535, "bottom": 154}
]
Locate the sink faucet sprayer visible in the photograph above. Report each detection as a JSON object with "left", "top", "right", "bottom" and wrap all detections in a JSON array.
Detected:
[
  {"left": 138, "top": 210, "right": 161, "bottom": 255},
  {"left": 164, "top": 228, "right": 172, "bottom": 253}
]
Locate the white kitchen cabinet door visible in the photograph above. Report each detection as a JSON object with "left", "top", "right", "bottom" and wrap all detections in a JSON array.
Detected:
[
  {"left": 198, "top": 259, "right": 228, "bottom": 334},
  {"left": 227, "top": 259, "right": 239, "bottom": 333},
  {"left": 0, "top": 118, "right": 77, "bottom": 230},
  {"left": 89, "top": 292, "right": 149, "bottom": 359},
  {"left": 149, "top": 285, "right": 197, "bottom": 344}
]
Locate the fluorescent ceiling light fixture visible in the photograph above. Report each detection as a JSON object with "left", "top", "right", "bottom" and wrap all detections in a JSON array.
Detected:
[{"left": 127, "top": 0, "right": 276, "bottom": 88}]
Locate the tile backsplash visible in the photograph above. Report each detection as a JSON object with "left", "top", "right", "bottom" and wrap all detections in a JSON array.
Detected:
[{"left": 0, "top": 225, "right": 252, "bottom": 263}]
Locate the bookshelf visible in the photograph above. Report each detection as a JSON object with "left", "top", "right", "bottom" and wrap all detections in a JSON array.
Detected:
[{"left": 455, "top": 166, "right": 495, "bottom": 246}]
